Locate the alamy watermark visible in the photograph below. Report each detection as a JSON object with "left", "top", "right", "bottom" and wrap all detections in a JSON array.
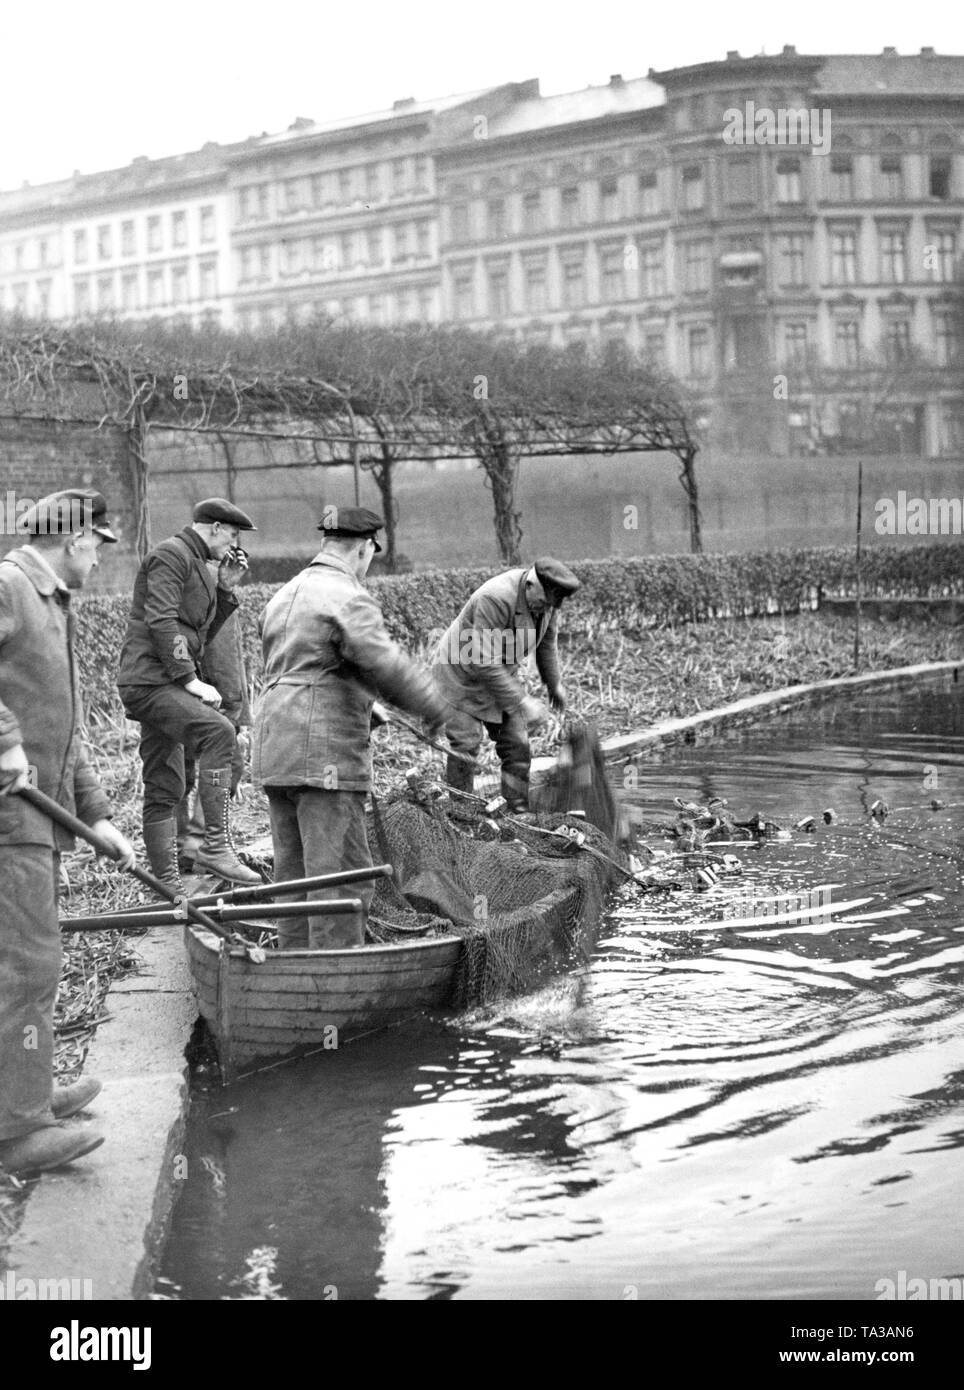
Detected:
[
  {"left": 0, "top": 490, "right": 94, "bottom": 536},
  {"left": 0, "top": 1271, "right": 93, "bottom": 1300},
  {"left": 722, "top": 101, "right": 832, "bottom": 154},
  {"left": 875, "top": 492, "right": 964, "bottom": 536},
  {"left": 875, "top": 1270, "right": 963, "bottom": 1300}
]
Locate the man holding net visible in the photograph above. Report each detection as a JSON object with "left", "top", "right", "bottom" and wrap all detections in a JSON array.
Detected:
[{"left": 431, "top": 557, "right": 580, "bottom": 813}]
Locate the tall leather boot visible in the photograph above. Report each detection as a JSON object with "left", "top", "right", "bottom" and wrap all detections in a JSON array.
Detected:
[
  {"left": 175, "top": 795, "right": 202, "bottom": 871},
  {"left": 142, "top": 817, "right": 183, "bottom": 896},
  {"left": 194, "top": 767, "right": 260, "bottom": 885}
]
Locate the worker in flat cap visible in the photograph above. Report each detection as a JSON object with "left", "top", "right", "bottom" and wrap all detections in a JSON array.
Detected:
[
  {"left": 253, "top": 505, "right": 450, "bottom": 948},
  {"left": 117, "top": 497, "right": 261, "bottom": 888},
  {"left": 431, "top": 556, "right": 581, "bottom": 812},
  {"left": 0, "top": 489, "right": 136, "bottom": 1177}
]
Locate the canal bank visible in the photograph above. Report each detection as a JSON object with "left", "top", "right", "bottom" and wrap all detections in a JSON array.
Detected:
[{"left": 3, "top": 657, "right": 959, "bottom": 1299}]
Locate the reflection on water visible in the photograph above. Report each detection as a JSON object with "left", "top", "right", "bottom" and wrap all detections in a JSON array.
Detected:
[{"left": 159, "top": 675, "right": 964, "bottom": 1300}]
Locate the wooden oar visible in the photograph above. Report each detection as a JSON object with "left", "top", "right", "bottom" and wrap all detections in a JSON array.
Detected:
[
  {"left": 62, "top": 898, "right": 364, "bottom": 932},
  {"left": 17, "top": 785, "right": 263, "bottom": 960},
  {"left": 376, "top": 708, "right": 479, "bottom": 768},
  {"left": 85, "top": 863, "right": 394, "bottom": 921}
]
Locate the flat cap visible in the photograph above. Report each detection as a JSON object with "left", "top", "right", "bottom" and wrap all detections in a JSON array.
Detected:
[
  {"left": 533, "top": 556, "right": 580, "bottom": 601},
  {"left": 317, "top": 504, "right": 384, "bottom": 552},
  {"left": 193, "top": 498, "right": 257, "bottom": 530},
  {"left": 18, "top": 488, "right": 118, "bottom": 542}
]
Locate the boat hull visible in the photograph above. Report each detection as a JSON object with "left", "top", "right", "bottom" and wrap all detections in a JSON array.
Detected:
[{"left": 185, "top": 926, "right": 464, "bottom": 1080}]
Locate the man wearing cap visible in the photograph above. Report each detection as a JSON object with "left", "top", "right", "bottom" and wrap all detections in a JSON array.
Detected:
[
  {"left": 0, "top": 489, "right": 136, "bottom": 1177},
  {"left": 431, "top": 557, "right": 580, "bottom": 812},
  {"left": 117, "top": 498, "right": 260, "bottom": 887},
  {"left": 253, "top": 505, "right": 450, "bottom": 948}
]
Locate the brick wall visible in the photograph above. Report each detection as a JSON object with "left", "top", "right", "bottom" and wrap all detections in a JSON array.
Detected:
[{"left": 0, "top": 416, "right": 139, "bottom": 591}]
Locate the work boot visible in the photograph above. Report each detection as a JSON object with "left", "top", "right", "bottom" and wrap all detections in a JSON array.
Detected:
[
  {"left": 51, "top": 1076, "right": 103, "bottom": 1119},
  {"left": 142, "top": 817, "right": 183, "bottom": 897},
  {"left": 0, "top": 1124, "right": 105, "bottom": 1177},
  {"left": 194, "top": 767, "right": 260, "bottom": 885},
  {"left": 175, "top": 795, "right": 202, "bottom": 871}
]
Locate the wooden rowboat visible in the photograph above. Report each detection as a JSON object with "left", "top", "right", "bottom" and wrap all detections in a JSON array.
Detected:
[{"left": 185, "top": 928, "right": 464, "bottom": 1083}]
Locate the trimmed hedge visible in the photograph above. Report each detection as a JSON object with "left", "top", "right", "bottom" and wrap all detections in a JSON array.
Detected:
[{"left": 76, "top": 544, "right": 964, "bottom": 721}]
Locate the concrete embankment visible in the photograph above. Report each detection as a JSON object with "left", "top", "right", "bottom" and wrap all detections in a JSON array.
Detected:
[{"left": 3, "top": 656, "right": 958, "bottom": 1299}]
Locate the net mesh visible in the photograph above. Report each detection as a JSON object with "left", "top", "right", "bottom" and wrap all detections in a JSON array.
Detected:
[{"left": 366, "top": 722, "right": 622, "bottom": 1009}]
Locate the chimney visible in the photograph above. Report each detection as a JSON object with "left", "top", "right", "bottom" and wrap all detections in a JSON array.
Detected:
[
  {"left": 920, "top": 46, "right": 935, "bottom": 57},
  {"left": 782, "top": 45, "right": 797, "bottom": 56},
  {"left": 393, "top": 97, "right": 416, "bottom": 111},
  {"left": 610, "top": 73, "right": 624, "bottom": 86},
  {"left": 882, "top": 46, "right": 897, "bottom": 56},
  {"left": 726, "top": 50, "right": 741, "bottom": 61}
]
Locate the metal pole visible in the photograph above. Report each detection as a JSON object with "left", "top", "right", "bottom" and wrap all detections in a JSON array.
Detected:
[{"left": 854, "top": 459, "right": 863, "bottom": 670}]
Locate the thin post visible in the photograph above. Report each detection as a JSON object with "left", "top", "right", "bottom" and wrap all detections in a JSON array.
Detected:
[{"left": 854, "top": 459, "right": 863, "bottom": 670}]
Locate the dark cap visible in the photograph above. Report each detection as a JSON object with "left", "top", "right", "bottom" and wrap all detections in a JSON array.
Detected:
[
  {"left": 533, "top": 556, "right": 580, "bottom": 603},
  {"left": 18, "top": 488, "right": 118, "bottom": 542},
  {"left": 317, "top": 504, "right": 384, "bottom": 553},
  {"left": 193, "top": 498, "right": 257, "bottom": 530}
]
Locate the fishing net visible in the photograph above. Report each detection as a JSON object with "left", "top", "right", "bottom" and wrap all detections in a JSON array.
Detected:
[{"left": 366, "top": 722, "right": 623, "bottom": 1009}]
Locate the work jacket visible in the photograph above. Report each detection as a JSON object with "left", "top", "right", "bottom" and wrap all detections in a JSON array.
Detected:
[
  {"left": 0, "top": 546, "right": 110, "bottom": 849},
  {"left": 430, "top": 567, "right": 562, "bottom": 723},
  {"left": 117, "top": 528, "right": 237, "bottom": 690},
  {"left": 253, "top": 552, "right": 447, "bottom": 793},
  {"left": 200, "top": 611, "right": 250, "bottom": 727}
]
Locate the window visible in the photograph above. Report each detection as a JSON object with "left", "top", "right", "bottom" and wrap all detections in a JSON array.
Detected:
[
  {"left": 340, "top": 233, "right": 355, "bottom": 269},
  {"left": 939, "top": 400, "right": 964, "bottom": 454},
  {"left": 13, "top": 243, "right": 24, "bottom": 270},
  {"left": 171, "top": 211, "right": 187, "bottom": 248},
  {"left": 36, "top": 280, "right": 51, "bottom": 316},
  {"left": 934, "top": 311, "right": 958, "bottom": 365},
  {"left": 725, "top": 158, "right": 754, "bottom": 206},
  {"left": 171, "top": 263, "right": 189, "bottom": 304},
  {"left": 640, "top": 243, "right": 664, "bottom": 297},
  {"left": 239, "top": 247, "right": 256, "bottom": 282},
  {"left": 835, "top": 319, "right": 860, "bottom": 367},
  {"left": 414, "top": 156, "right": 430, "bottom": 193},
  {"left": 562, "top": 257, "right": 585, "bottom": 308},
  {"left": 281, "top": 240, "right": 305, "bottom": 275},
  {"left": 391, "top": 159, "right": 407, "bottom": 196},
  {"left": 73, "top": 230, "right": 88, "bottom": 264},
  {"left": 830, "top": 230, "right": 858, "bottom": 284},
  {"left": 880, "top": 157, "right": 903, "bottom": 200},
  {"left": 311, "top": 174, "right": 328, "bottom": 207},
  {"left": 200, "top": 206, "right": 215, "bottom": 242},
  {"left": 147, "top": 216, "right": 162, "bottom": 252},
  {"left": 240, "top": 185, "right": 268, "bottom": 220},
  {"left": 524, "top": 262, "right": 547, "bottom": 312},
  {"left": 38, "top": 239, "right": 48, "bottom": 267},
  {"left": 121, "top": 221, "right": 135, "bottom": 256},
  {"left": 487, "top": 267, "right": 509, "bottom": 316},
  {"left": 638, "top": 171, "right": 660, "bottom": 215},
  {"left": 560, "top": 185, "right": 580, "bottom": 228},
  {"left": 884, "top": 318, "right": 911, "bottom": 362},
  {"left": 601, "top": 246, "right": 625, "bottom": 300},
  {"left": 97, "top": 225, "right": 112, "bottom": 260},
  {"left": 282, "top": 178, "right": 304, "bottom": 213},
  {"left": 777, "top": 233, "right": 807, "bottom": 286},
  {"left": 784, "top": 322, "right": 809, "bottom": 363},
  {"left": 487, "top": 198, "right": 506, "bottom": 239},
  {"left": 95, "top": 275, "right": 113, "bottom": 310},
  {"left": 147, "top": 269, "right": 164, "bottom": 307},
  {"left": 417, "top": 287, "right": 433, "bottom": 321},
  {"left": 314, "top": 238, "right": 337, "bottom": 273},
  {"left": 121, "top": 273, "right": 139, "bottom": 310},
  {"left": 776, "top": 157, "right": 802, "bottom": 204},
  {"left": 367, "top": 229, "right": 382, "bottom": 266},
  {"left": 928, "top": 230, "right": 957, "bottom": 281},
  {"left": 338, "top": 169, "right": 353, "bottom": 203},
  {"left": 879, "top": 229, "right": 906, "bottom": 283},
  {"left": 681, "top": 166, "right": 705, "bottom": 211},
  {"left": 599, "top": 177, "right": 620, "bottom": 221},
  {"left": 453, "top": 271, "right": 474, "bottom": 319},
  {"left": 416, "top": 220, "right": 431, "bottom": 258},
  {"left": 12, "top": 282, "right": 27, "bottom": 312},
  {"left": 688, "top": 325, "right": 710, "bottom": 375},
  {"left": 450, "top": 203, "right": 469, "bottom": 241},
  {"left": 829, "top": 157, "right": 854, "bottom": 202},
  {"left": 366, "top": 166, "right": 381, "bottom": 201},
  {"left": 930, "top": 156, "right": 952, "bottom": 200},
  {"left": 683, "top": 240, "right": 710, "bottom": 292},
  {"left": 644, "top": 332, "right": 665, "bottom": 364},
  {"left": 392, "top": 224, "right": 410, "bottom": 262},
  {"left": 523, "top": 191, "right": 543, "bottom": 233}
]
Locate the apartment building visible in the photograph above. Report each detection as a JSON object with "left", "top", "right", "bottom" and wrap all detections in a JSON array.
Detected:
[
  {"left": 0, "top": 50, "right": 960, "bottom": 454},
  {"left": 0, "top": 145, "right": 234, "bottom": 324}
]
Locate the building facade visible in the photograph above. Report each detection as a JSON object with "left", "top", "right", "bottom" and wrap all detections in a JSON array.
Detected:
[{"left": 0, "top": 49, "right": 961, "bottom": 456}]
